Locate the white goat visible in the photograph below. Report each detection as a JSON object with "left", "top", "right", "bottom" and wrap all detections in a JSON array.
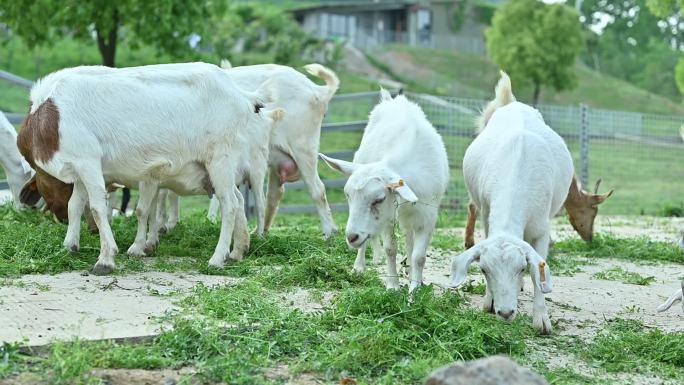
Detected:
[
  {"left": 657, "top": 281, "right": 683, "bottom": 313},
  {"left": 448, "top": 72, "right": 568, "bottom": 334},
  {"left": 17, "top": 62, "right": 277, "bottom": 274},
  {"left": 321, "top": 89, "right": 449, "bottom": 292},
  {"left": 140, "top": 105, "right": 284, "bottom": 262},
  {"left": 206, "top": 60, "right": 339, "bottom": 238},
  {"left": 0, "top": 111, "right": 33, "bottom": 208}
]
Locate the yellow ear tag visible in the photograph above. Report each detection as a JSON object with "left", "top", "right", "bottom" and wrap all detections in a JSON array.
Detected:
[
  {"left": 538, "top": 261, "right": 546, "bottom": 282},
  {"left": 386, "top": 179, "right": 405, "bottom": 189}
]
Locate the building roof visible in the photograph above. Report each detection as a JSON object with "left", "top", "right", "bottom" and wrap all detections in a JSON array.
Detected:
[{"left": 291, "top": 0, "right": 419, "bottom": 13}]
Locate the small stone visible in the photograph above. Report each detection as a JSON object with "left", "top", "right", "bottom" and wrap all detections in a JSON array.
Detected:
[
  {"left": 424, "top": 356, "right": 549, "bottom": 385},
  {"left": 163, "top": 379, "right": 177, "bottom": 385}
]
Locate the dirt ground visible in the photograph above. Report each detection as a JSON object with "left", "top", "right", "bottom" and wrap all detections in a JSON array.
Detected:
[{"left": 1, "top": 215, "right": 682, "bottom": 385}]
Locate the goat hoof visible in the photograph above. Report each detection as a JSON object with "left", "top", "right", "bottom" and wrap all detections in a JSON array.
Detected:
[
  {"left": 409, "top": 281, "right": 423, "bottom": 293},
  {"left": 228, "top": 250, "right": 245, "bottom": 262},
  {"left": 208, "top": 255, "right": 225, "bottom": 268},
  {"left": 386, "top": 278, "right": 400, "bottom": 290},
  {"left": 534, "top": 314, "right": 553, "bottom": 335},
  {"left": 126, "top": 245, "right": 146, "bottom": 258},
  {"left": 323, "top": 227, "right": 338, "bottom": 240},
  {"left": 144, "top": 240, "right": 159, "bottom": 255},
  {"left": 464, "top": 240, "right": 475, "bottom": 249},
  {"left": 65, "top": 244, "right": 80, "bottom": 253},
  {"left": 158, "top": 227, "right": 168, "bottom": 236},
  {"left": 91, "top": 263, "right": 115, "bottom": 276}
]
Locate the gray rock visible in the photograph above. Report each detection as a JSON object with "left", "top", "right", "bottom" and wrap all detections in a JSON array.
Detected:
[{"left": 424, "top": 356, "right": 549, "bottom": 385}]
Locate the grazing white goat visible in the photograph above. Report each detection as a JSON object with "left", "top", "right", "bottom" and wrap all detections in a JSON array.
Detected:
[
  {"left": 17, "top": 62, "right": 276, "bottom": 274},
  {"left": 321, "top": 89, "right": 449, "bottom": 292},
  {"left": 449, "top": 72, "right": 569, "bottom": 334},
  {"left": 657, "top": 281, "right": 683, "bottom": 313},
  {"left": 0, "top": 111, "right": 33, "bottom": 208},
  {"left": 139, "top": 104, "right": 284, "bottom": 262},
  {"left": 206, "top": 60, "right": 340, "bottom": 238}
]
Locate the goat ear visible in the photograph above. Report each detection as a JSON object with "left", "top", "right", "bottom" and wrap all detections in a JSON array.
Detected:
[
  {"left": 387, "top": 177, "right": 418, "bottom": 202},
  {"left": 20, "top": 158, "right": 32, "bottom": 174},
  {"left": 523, "top": 244, "right": 552, "bottom": 294},
  {"left": 219, "top": 58, "right": 232, "bottom": 69},
  {"left": 591, "top": 189, "right": 613, "bottom": 205},
  {"left": 448, "top": 244, "right": 482, "bottom": 289},
  {"left": 380, "top": 87, "right": 392, "bottom": 101},
  {"left": 319, "top": 153, "right": 357, "bottom": 176},
  {"left": 20, "top": 175, "right": 42, "bottom": 206}
]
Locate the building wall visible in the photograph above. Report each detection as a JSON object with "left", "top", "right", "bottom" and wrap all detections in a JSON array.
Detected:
[{"left": 294, "top": 0, "right": 487, "bottom": 53}]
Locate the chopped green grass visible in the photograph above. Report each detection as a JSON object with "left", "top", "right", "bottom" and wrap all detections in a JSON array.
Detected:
[
  {"left": 553, "top": 234, "right": 684, "bottom": 264},
  {"left": 4, "top": 281, "right": 535, "bottom": 384},
  {"left": 546, "top": 253, "right": 593, "bottom": 277},
  {"left": 579, "top": 319, "right": 684, "bottom": 380},
  {"left": 592, "top": 267, "right": 656, "bottom": 286}
]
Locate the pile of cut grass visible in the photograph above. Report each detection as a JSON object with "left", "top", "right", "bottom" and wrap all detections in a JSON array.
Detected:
[
  {"left": 3, "top": 204, "right": 684, "bottom": 385},
  {"left": 2, "top": 282, "right": 532, "bottom": 384},
  {"left": 553, "top": 234, "right": 684, "bottom": 264}
]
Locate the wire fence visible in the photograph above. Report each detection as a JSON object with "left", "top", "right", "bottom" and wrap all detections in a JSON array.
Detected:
[
  {"left": 2, "top": 68, "right": 683, "bottom": 216},
  {"left": 320, "top": 92, "right": 684, "bottom": 216}
]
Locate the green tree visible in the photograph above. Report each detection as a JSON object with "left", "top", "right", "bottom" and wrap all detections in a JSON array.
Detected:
[
  {"left": 573, "top": 0, "right": 683, "bottom": 100},
  {"left": 486, "top": 0, "right": 583, "bottom": 104},
  {"left": 208, "top": 2, "right": 319, "bottom": 66},
  {"left": 646, "top": 0, "right": 684, "bottom": 100},
  {"left": 675, "top": 55, "right": 684, "bottom": 96},
  {"left": 0, "top": 0, "right": 223, "bottom": 67},
  {"left": 647, "top": 0, "right": 684, "bottom": 16}
]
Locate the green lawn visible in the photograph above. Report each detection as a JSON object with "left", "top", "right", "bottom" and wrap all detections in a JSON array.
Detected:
[{"left": 1, "top": 206, "right": 683, "bottom": 384}]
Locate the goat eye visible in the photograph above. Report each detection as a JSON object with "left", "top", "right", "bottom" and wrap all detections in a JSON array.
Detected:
[
  {"left": 520, "top": 267, "right": 526, "bottom": 274},
  {"left": 480, "top": 268, "right": 486, "bottom": 274},
  {"left": 372, "top": 197, "right": 385, "bottom": 206}
]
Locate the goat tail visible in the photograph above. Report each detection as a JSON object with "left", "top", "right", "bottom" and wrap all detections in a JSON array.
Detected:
[
  {"left": 303, "top": 63, "right": 340, "bottom": 100},
  {"left": 477, "top": 71, "right": 516, "bottom": 133},
  {"left": 268, "top": 107, "right": 286, "bottom": 123},
  {"left": 219, "top": 58, "right": 232, "bottom": 70}
]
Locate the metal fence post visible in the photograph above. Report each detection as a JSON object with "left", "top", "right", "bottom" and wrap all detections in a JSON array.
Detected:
[{"left": 579, "top": 103, "right": 589, "bottom": 188}]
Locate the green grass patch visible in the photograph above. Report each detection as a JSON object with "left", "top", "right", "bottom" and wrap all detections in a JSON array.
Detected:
[
  {"left": 579, "top": 319, "right": 684, "bottom": 380},
  {"left": 546, "top": 253, "right": 593, "bottom": 277},
  {"left": 553, "top": 234, "right": 684, "bottom": 264},
  {"left": 4, "top": 281, "right": 537, "bottom": 384},
  {"left": 592, "top": 267, "right": 656, "bottom": 286},
  {"left": 431, "top": 232, "right": 463, "bottom": 252}
]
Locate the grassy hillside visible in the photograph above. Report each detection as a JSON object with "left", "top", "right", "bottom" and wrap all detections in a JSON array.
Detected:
[{"left": 370, "top": 45, "right": 684, "bottom": 115}]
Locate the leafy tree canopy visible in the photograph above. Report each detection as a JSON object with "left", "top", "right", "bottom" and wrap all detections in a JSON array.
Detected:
[
  {"left": 487, "top": 0, "right": 584, "bottom": 104},
  {"left": 0, "top": 0, "right": 224, "bottom": 66},
  {"left": 572, "top": 0, "right": 683, "bottom": 100}
]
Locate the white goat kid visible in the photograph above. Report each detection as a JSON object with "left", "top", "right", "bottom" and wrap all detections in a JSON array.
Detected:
[
  {"left": 321, "top": 90, "right": 449, "bottom": 292},
  {"left": 0, "top": 111, "right": 33, "bottom": 208},
  {"left": 19, "top": 63, "right": 274, "bottom": 274},
  {"left": 657, "top": 281, "right": 684, "bottom": 313},
  {"left": 449, "top": 72, "right": 567, "bottom": 335},
  {"left": 207, "top": 61, "right": 339, "bottom": 238}
]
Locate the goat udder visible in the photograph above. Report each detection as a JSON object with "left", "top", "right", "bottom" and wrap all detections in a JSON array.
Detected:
[{"left": 278, "top": 160, "right": 299, "bottom": 184}]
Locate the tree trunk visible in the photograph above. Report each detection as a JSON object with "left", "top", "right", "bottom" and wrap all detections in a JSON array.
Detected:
[
  {"left": 96, "top": 9, "right": 119, "bottom": 67},
  {"left": 532, "top": 82, "right": 541, "bottom": 106}
]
